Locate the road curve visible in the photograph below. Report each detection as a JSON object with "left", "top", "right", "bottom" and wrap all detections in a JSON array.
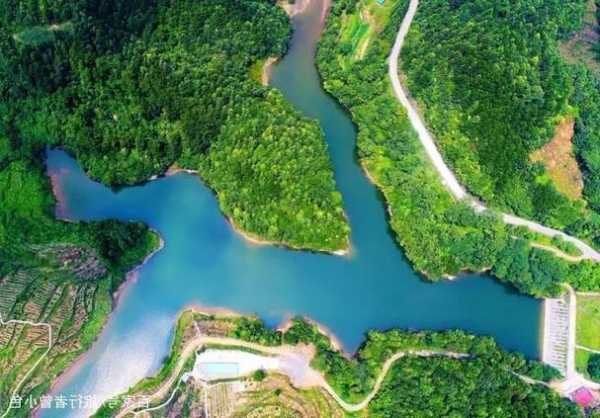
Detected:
[
  {"left": 116, "top": 333, "right": 558, "bottom": 416},
  {"left": 116, "top": 336, "right": 318, "bottom": 417},
  {"left": 389, "top": 0, "right": 600, "bottom": 262},
  {"left": 115, "top": 335, "right": 469, "bottom": 416},
  {"left": 320, "top": 349, "right": 469, "bottom": 412},
  {"left": 0, "top": 314, "right": 53, "bottom": 418}
]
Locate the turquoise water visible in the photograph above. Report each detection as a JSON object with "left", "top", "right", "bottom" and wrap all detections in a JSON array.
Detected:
[{"left": 42, "top": 0, "right": 541, "bottom": 416}]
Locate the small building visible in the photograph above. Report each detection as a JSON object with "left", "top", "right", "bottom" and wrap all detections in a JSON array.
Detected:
[
  {"left": 376, "top": 0, "right": 385, "bottom": 5},
  {"left": 570, "top": 387, "right": 597, "bottom": 408}
]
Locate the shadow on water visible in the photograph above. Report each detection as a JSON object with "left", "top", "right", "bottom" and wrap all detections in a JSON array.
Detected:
[{"left": 41, "top": 0, "right": 541, "bottom": 416}]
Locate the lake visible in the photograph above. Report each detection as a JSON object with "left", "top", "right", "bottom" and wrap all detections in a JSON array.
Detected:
[{"left": 42, "top": 0, "right": 541, "bottom": 415}]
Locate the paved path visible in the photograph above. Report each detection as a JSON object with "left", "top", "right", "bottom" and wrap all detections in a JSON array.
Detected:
[
  {"left": 388, "top": 0, "right": 600, "bottom": 262},
  {"left": 116, "top": 336, "right": 320, "bottom": 417},
  {"left": 577, "top": 291, "right": 600, "bottom": 297},
  {"left": 0, "top": 313, "right": 53, "bottom": 418},
  {"left": 577, "top": 345, "right": 600, "bottom": 355},
  {"left": 320, "top": 350, "right": 468, "bottom": 412},
  {"left": 117, "top": 334, "right": 562, "bottom": 416},
  {"left": 552, "top": 373, "right": 600, "bottom": 394},
  {"left": 529, "top": 243, "right": 583, "bottom": 262}
]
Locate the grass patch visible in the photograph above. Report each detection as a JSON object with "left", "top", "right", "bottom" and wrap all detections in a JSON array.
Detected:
[
  {"left": 576, "top": 294, "right": 600, "bottom": 350},
  {"left": 249, "top": 59, "right": 266, "bottom": 84}
]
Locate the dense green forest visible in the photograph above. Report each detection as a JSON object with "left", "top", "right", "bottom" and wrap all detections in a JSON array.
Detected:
[
  {"left": 590, "top": 353, "right": 600, "bottom": 381},
  {"left": 0, "top": 0, "right": 349, "bottom": 252},
  {"left": 317, "top": 0, "right": 600, "bottom": 297},
  {"left": 571, "top": 65, "right": 600, "bottom": 216},
  {"left": 281, "top": 317, "right": 564, "bottom": 404},
  {"left": 369, "top": 355, "right": 577, "bottom": 417},
  {"left": 399, "top": 0, "right": 600, "bottom": 249},
  {"left": 0, "top": 0, "right": 350, "bottom": 414},
  {"left": 97, "top": 312, "right": 581, "bottom": 417}
]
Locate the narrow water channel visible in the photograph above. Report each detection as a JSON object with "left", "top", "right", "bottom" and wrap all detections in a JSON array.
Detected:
[{"left": 42, "top": 0, "right": 541, "bottom": 416}]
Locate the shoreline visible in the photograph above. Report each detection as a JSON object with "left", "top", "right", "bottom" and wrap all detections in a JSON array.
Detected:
[
  {"left": 181, "top": 306, "right": 352, "bottom": 358},
  {"left": 164, "top": 163, "right": 351, "bottom": 256},
  {"left": 359, "top": 161, "right": 492, "bottom": 281},
  {"left": 226, "top": 214, "right": 351, "bottom": 257},
  {"left": 39, "top": 229, "right": 166, "bottom": 413},
  {"left": 183, "top": 303, "right": 253, "bottom": 319},
  {"left": 261, "top": 56, "right": 278, "bottom": 86},
  {"left": 48, "top": 167, "right": 70, "bottom": 220},
  {"left": 113, "top": 229, "right": 165, "bottom": 302},
  {"left": 165, "top": 163, "right": 198, "bottom": 177},
  {"left": 277, "top": 315, "right": 349, "bottom": 357}
]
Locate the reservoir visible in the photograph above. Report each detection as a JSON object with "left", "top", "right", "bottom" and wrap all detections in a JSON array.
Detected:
[{"left": 43, "top": 0, "right": 541, "bottom": 415}]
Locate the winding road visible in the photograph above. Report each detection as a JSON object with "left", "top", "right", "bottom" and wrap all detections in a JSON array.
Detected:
[
  {"left": 115, "top": 334, "right": 556, "bottom": 416},
  {"left": 0, "top": 313, "right": 53, "bottom": 418},
  {"left": 321, "top": 349, "right": 469, "bottom": 412},
  {"left": 115, "top": 334, "right": 472, "bottom": 416},
  {"left": 389, "top": 0, "right": 600, "bottom": 262}
]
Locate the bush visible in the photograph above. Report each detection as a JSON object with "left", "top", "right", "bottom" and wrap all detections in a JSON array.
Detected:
[
  {"left": 588, "top": 353, "right": 600, "bottom": 381},
  {"left": 253, "top": 369, "right": 267, "bottom": 381}
]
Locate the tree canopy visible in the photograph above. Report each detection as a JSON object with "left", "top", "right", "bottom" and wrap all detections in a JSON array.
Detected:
[{"left": 0, "top": 0, "right": 349, "bottom": 252}]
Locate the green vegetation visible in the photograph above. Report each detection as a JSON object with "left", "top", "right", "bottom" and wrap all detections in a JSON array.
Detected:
[
  {"left": 253, "top": 369, "right": 267, "bottom": 381},
  {"left": 1, "top": 0, "right": 349, "bottom": 253},
  {"left": 571, "top": 66, "right": 600, "bottom": 218},
  {"left": 230, "top": 316, "right": 283, "bottom": 346},
  {"left": 399, "top": 0, "right": 600, "bottom": 254},
  {"left": 282, "top": 317, "right": 562, "bottom": 402},
  {"left": 98, "top": 311, "right": 579, "bottom": 417},
  {"left": 0, "top": 161, "right": 158, "bottom": 417},
  {"left": 369, "top": 355, "right": 577, "bottom": 417},
  {"left": 560, "top": 0, "right": 600, "bottom": 72},
  {"left": 316, "top": 0, "right": 600, "bottom": 296},
  {"left": 576, "top": 295, "right": 600, "bottom": 349},
  {"left": 589, "top": 353, "right": 600, "bottom": 381},
  {"left": 0, "top": 1, "right": 349, "bottom": 412},
  {"left": 576, "top": 348, "right": 593, "bottom": 376},
  {"left": 577, "top": 348, "right": 600, "bottom": 383},
  {"left": 400, "top": 0, "right": 597, "bottom": 234}
]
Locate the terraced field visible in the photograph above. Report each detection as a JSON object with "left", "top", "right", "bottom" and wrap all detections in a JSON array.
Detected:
[
  {"left": 0, "top": 158, "right": 159, "bottom": 417},
  {"left": 233, "top": 375, "right": 344, "bottom": 418},
  {"left": 0, "top": 241, "right": 152, "bottom": 417}
]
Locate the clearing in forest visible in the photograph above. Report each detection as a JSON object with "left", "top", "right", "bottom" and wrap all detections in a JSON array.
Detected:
[
  {"left": 531, "top": 118, "right": 584, "bottom": 200},
  {"left": 559, "top": 0, "right": 600, "bottom": 74},
  {"left": 577, "top": 295, "right": 600, "bottom": 351}
]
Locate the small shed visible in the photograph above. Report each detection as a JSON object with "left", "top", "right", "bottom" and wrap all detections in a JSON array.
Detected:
[
  {"left": 570, "top": 387, "right": 597, "bottom": 408},
  {"left": 376, "top": 0, "right": 385, "bottom": 5}
]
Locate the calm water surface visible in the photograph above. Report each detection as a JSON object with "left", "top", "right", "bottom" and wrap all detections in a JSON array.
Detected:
[{"left": 42, "top": 1, "right": 541, "bottom": 416}]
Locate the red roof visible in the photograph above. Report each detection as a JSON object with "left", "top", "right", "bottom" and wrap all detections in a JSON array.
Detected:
[{"left": 571, "top": 388, "right": 596, "bottom": 407}]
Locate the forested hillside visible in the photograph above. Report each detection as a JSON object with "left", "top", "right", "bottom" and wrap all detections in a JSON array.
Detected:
[
  {"left": 571, "top": 66, "right": 600, "bottom": 214},
  {"left": 400, "top": 0, "right": 600, "bottom": 248},
  {"left": 0, "top": 0, "right": 351, "bottom": 415},
  {"left": 0, "top": 0, "right": 349, "bottom": 252},
  {"left": 368, "top": 355, "right": 577, "bottom": 417},
  {"left": 317, "top": 0, "right": 600, "bottom": 297},
  {"left": 95, "top": 312, "right": 581, "bottom": 417}
]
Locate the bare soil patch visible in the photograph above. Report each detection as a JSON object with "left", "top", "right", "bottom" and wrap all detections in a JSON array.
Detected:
[{"left": 531, "top": 118, "right": 583, "bottom": 200}]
